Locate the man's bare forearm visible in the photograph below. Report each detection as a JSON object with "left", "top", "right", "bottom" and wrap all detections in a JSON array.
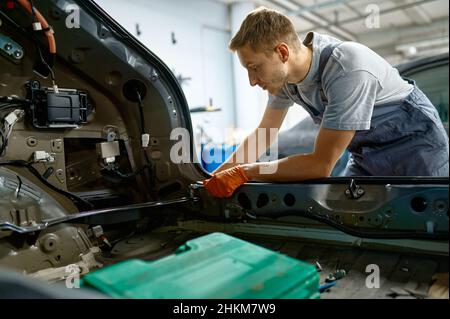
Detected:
[
  {"left": 242, "top": 153, "right": 335, "bottom": 182},
  {"left": 241, "top": 127, "right": 354, "bottom": 181}
]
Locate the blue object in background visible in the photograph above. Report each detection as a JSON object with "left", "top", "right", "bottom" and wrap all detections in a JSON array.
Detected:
[{"left": 201, "top": 144, "right": 237, "bottom": 173}]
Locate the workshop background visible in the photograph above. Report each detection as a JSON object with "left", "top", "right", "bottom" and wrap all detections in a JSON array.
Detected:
[{"left": 95, "top": 0, "right": 449, "bottom": 171}]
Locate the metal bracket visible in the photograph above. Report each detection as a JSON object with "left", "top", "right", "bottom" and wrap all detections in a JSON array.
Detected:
[
  {"left": 0, "top": 33, "right": 24, "bottom": 63},
  {"left": 345, "top": 179, "right": 365, "bottom": 199}
]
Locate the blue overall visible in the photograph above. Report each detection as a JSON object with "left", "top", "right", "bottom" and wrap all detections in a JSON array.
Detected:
[{"left": 313, "top": 45, "right": 450, "bottom": 177}]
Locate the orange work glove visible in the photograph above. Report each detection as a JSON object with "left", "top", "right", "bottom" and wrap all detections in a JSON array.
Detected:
[{"left": 203, "top": 165, "right": 249, "bottom": 198}]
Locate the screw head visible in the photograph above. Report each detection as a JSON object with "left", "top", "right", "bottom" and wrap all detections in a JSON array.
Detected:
[
  {"left": 106, "top": 131, "right": 117, "bottom": 141},
  {"left": 13, "top": 50, "right": 23, "bottom": 59},
  {"left": 4, "top": 43, "right": 12, "bottom": 51}
]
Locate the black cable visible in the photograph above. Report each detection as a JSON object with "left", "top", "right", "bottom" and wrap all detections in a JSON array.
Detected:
[
  {"left": 0, "top": 96, "right": 30, "bottom": 105},
  {"left": 101, "top": 164, "right": 153, "bottom": 180},
  {"left": 135, "top": 91, "right": 146, "bottom": 137},
  {"left": 136, "top": 91, "right": 149, "bottom": 163},
  {"left": 2, "top": 97, "right": 28, "bottom": 105},
  {"left": 0, "top": 160, "right": 94, "bottom": 211},
  {"left": 135, "top": 91, "right": 154, "bottom": 185},
  {"left": 0, "top": 129, "right": 7, "bottom": 157},
  {"left": 28, "top": 0, "right": 56, "bottom": 71},
  {"left": 28, "top": 0, "right": 36, "bottom": 22}
]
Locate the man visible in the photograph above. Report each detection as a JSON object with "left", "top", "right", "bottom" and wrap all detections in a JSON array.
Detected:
[{"left": 203, "top": 7, "right": 449, "bottom": 198}]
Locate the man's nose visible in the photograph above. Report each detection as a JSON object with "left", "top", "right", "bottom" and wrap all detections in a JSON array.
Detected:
[{"left": 248, "top": 71, "right": 259, "bottom": 87}]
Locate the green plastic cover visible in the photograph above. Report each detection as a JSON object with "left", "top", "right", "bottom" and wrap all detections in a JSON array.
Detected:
[{"left": 82, "top": 232, "right": 320, "bottom": 299}]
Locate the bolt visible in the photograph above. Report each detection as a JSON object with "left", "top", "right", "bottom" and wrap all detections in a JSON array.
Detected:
[
  {"left": 13, "top": 50, "right": 23, "bottom": 59},
  {"left": 357, "top": 189, "right": 364, "bottom": 195},
  {"left": 106, "top": 131, "right": 117, "bottom": 142},
  {"left": 4, "top": 43, "right": 12, "bottom": 51},
  {"left": 434, "top": 200, "right": 447, "bottom": 214},
  {"left": 150, "top": 70, "right": 159, "bottom": 81}
]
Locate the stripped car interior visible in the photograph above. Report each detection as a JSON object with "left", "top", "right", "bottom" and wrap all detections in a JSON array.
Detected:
[{"left": 0, "top": 0, "right": 448, "bottom": 299}]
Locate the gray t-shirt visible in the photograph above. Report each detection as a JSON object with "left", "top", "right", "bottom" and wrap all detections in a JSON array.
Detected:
[{"left": 268, "top": 32, "right": 414, "bottom": 130}]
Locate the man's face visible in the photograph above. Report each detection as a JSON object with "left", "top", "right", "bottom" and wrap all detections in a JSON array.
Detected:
[{"left": 237, "top": 43, "right": 289, "bottom": 95}]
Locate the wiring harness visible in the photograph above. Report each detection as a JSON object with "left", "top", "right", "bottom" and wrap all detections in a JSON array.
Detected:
[{"left": 0, "top": 96, "right": 29, "bottom": 157}]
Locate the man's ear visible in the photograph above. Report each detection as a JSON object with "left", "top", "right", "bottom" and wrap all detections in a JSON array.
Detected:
[{"left": 275, "top": 43, "right": 289, "bottom": 63}]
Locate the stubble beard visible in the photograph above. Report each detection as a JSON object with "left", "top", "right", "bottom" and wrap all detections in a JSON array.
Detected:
[{"left": 268, "top": 69, "right": 289, "bottom": 95}]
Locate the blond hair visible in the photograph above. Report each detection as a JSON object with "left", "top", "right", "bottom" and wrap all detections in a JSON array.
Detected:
[{"left": 229, "top": 7, "right": 300, "bottom": 52}]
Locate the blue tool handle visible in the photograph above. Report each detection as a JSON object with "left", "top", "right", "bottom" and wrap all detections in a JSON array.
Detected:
[{"left": 319, "top": 281, "right": 337, "bottom": 293}]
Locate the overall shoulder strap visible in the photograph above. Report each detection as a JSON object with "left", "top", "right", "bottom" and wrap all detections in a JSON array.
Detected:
[{"left": 318, "top": 43, "right": 342, "bottom": 84}]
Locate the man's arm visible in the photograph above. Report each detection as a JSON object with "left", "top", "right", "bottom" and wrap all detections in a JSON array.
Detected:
[
  {"left": 212, "top": 106, "right": 289, "bottom": 174},
  {"left": 242, "top": 127, "right": 355, "bottom": 181}
]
